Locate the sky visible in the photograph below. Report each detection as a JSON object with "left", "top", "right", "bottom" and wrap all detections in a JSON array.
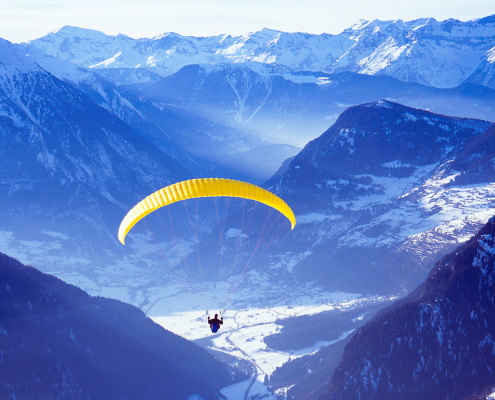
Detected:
[{"left": 2, "top": 0, "right": 495, "bottom": 43}]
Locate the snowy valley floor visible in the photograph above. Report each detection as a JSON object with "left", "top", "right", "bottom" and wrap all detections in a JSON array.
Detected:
[
  {"left": 153, "top": 302, "right": 358, "bottom": 400},
  {"left": 51, "top": 263, "right": 392, "bottom": 399},
  {"left": 143, "top": 277, "right": 392, "bottom": 400}
]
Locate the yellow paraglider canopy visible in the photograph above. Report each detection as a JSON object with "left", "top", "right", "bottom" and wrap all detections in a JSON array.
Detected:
[{"left": 118, "top": 178, "right": 296, "bottom": 245}]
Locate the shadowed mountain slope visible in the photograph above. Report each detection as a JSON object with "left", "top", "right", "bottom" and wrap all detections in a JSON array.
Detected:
[
  {"left": 324, "top": 215, "right": 495, "bottom": 400},
  {"left": 0, "top": 251, "right": 238, "bottom": 399}
]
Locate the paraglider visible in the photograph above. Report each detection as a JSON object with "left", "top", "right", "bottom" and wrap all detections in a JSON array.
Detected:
[
  {"left": 118, "top": 178, "right": 296, "bottom": 245},
  {"left": 117, "top": 178, "right": 296, "bottom": 333},
  {"left": 207, "top": 312, "right": 223, "bottom": 333}
]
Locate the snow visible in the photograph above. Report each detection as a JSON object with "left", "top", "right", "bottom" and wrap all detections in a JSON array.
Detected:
[
  {"left": 225, "top": 228, "right": 248, "bottom": 238},
  {"left": 42, "top": 231, "right": 69, "bottom": 240},
  {"left": 488, "top": 47, "right": 495, "bottom": 64},
  {"left": 5, "top": 23, "right": 495, "bottom": 397},
  {"left": 147, "top": 280, "right": 384, "bottom": 379},
  {"left": 44, "top": 261, "right": 380, "bottom": 400},
  {"left": 27, "top": 17, "right": 495, "bottom": 87},
  {"left": 358, "top": 39, "right": 410, "bottom": 75},
  {"left": 281, "top": 74, "right": 331, "bottom": 84},
  {"left": 221, "top": 377, "right": 260, "bottom": 400},
  {"left": 335, "top": 163, "right": 439, "bottom": 212},
  {"left": 0, "top": 230, "right": 94, "bottom": 274},
  {"left": 22, "top": 44, "right": 92, "bottom": 85}
]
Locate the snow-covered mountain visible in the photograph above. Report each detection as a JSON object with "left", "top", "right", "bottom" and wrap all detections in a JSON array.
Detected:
[
  {"left": 5, "top": 28, "right": 495, "bottom": 396},
  {"left": 465, "top": 44, "right": 495, "bottom": 90},
  {"left": 4, "top": 38, "right": 495, "bottom": 301},
  {"left": 265, "top": 101, "right": 494, "bottom": 295},
  {"left": 0, "top": 41, "right": 372, "bottom": 395},
  {"left": 139, "top": 63, "right": 495, "bottom": 147},
  {"left": 324, "top": 215, "right": 495, "bottom": 400},
  {"left": 0, "top": 37, "right": 190, "bottom": 260},
  {"left": 3, "top": 46, "right": 495, "bottom": 302},
  {"left": 18, "top": 43, "right": 299, "bottom": 182},
  {"left": 27, "top": 16, "right": 495, "bottom": 88}
]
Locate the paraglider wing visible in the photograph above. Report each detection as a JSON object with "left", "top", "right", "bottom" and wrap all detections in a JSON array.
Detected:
[{"left": 118, "top": 178, "right": 296, "bottom": 245}]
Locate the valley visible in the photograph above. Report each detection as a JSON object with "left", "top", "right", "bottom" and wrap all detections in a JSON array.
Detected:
[{"left": 1, "top": 14, "right": 495, "bottom": 399}]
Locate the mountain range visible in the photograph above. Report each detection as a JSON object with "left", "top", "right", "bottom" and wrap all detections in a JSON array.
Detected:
[
  {"left": 28, "top": 16, "right": 495, "bottom": 89},
  {"left": 19, "top": 41, "right": 301, "bottom": 182},
  {"left": 4, "top": 35, "right": 495, "bottom": 301},
  {"left": 135, "top": 63, "right": 495, "bottom": 148},
  {"left": 21, "top": 21, "right": 495, "bottom": 152},
  {"left": 2, "top": 16, "right": 495, "bottom": 400},
  {"left": 0, "top": 37, "right": 190, "bottom": 257}
]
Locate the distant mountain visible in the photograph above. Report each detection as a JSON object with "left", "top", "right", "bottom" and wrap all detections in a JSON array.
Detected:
[
  {"left": 19, "top": 42, "right": 298, "bottom": 182},
  {"left": 323, "top": 214, "right": 495, "bottom": 400},
  {"left": 28, "top": 17, "right": 495, "bottom": 88},
  {"left": 0, "top": 37, "right": 189, "bottom": 261},
  {"left": 0, "top": 251, "right": 237, "bottom": 399},
  {"left": 264, "top": 101, "right": 494, "bottom": 295},
  {"left": 464, "top": 44, "right": 495, "bottom": 92},
  {"left": 138, "top": 63, "right": 495, "bottom": 147}
]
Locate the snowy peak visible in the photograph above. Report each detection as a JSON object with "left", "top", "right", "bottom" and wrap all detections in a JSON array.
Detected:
[
  {"left": 42, "top": 25, "right": 134, "bottom": 45},
  {"left": 52, "top": 25, "right": 109, "bottom": 37},
  {"left": 335, "top": 16, "right": 495, "bottom": 87},
  {"left": 29, "top": 26, "right": 240, "bottom": 75},
  {"left": 27, "top": 16, "right": 495, "bottom": 88},
  {"left": 30, "top": 25, "right": 137, "bottom": 71},
  {"left": 344, "top": 15, "right": 495, "bottom": 39}
]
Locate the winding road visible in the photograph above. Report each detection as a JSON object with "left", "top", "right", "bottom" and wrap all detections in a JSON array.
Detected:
[{"left": 224, "top": 309, "right": 266, "bottom": 400}]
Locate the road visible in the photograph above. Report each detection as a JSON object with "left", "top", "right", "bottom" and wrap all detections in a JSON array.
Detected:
[{"left": 224, "top": 309, "right": 266, "bottom": 400}]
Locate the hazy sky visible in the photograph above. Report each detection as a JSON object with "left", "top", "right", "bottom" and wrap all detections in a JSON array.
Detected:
[{"left": 2, "top": 0, "right": 495, "bottom": 43}]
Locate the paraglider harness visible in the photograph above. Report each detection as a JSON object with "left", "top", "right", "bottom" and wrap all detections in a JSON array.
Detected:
[{"left": 207, "top": 311, "right": 223, "bottom": 333}]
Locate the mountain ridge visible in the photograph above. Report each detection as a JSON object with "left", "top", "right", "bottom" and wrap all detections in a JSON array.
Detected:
[
  {"left": 262, "top": 100, "right": 494, "bottom": 295},
  {"left": 0, "top": 37, "right": 191, "bottom": 263},
  {"left": 137, "top": 63, "right": 495, "bottom": 147},
  {"left": 323, "top": 215, "right": 495, "bottom": 400},
  {"left": 0, "top": 251, "right": 238, "bottom": 399},
  {"left": 27, "top": 16, "right": 495, "bottom": 88}
]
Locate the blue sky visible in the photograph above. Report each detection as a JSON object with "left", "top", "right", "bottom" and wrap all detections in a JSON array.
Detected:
[{"left": 2, "top": 0, "right": 495, "bottom": 43}]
